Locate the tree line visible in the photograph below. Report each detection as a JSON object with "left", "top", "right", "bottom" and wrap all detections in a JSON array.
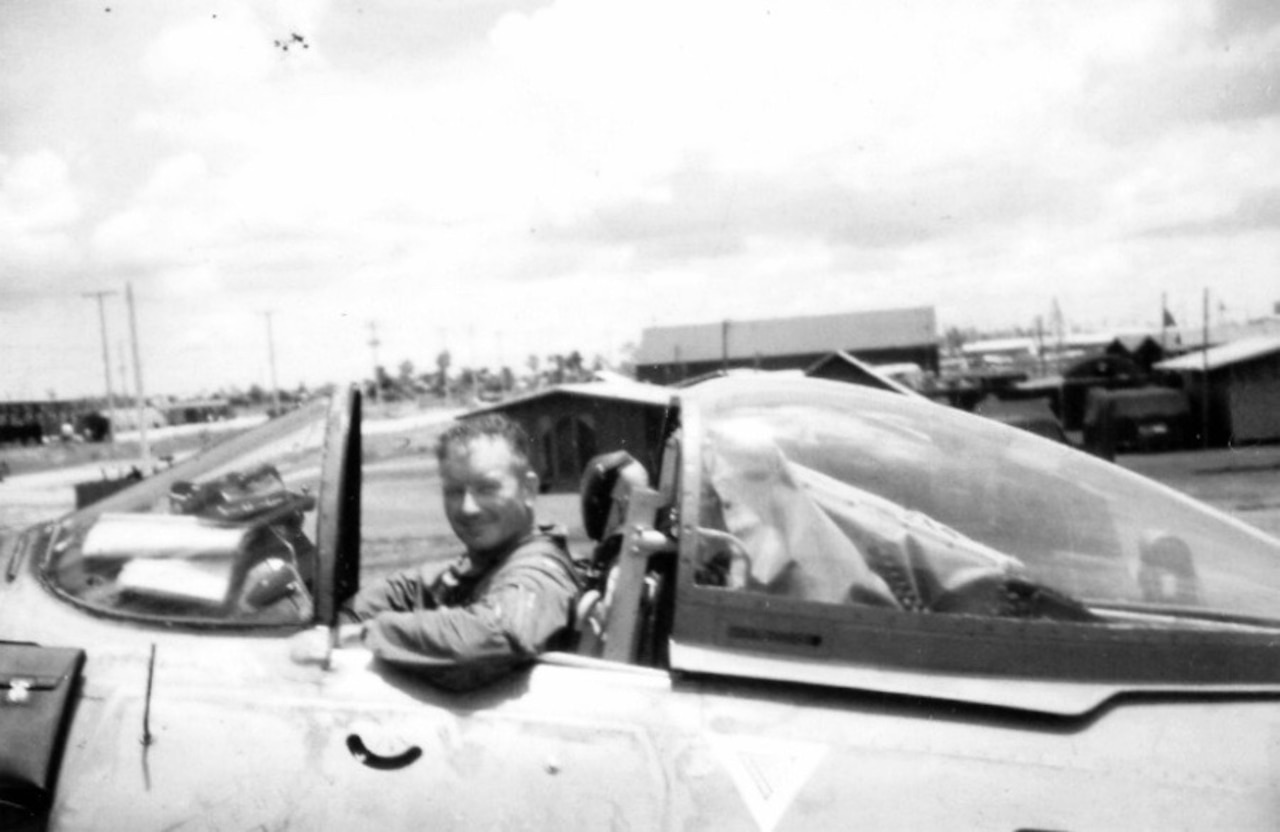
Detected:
[{"left": 366, "top": 348, "right": 630, "bottom": 403}]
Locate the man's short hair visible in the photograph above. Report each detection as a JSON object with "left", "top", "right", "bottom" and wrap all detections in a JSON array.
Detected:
[{"left": 436, "top": 414, "right": 533, "bottom": 473}]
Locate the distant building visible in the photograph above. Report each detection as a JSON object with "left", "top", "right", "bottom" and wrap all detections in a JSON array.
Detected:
[
  {"left": 1058, "top": 331, "right": 1150, "bottom": 353},
  {"left": 960, "top": 337, "right": 1038, "bottom": 364},
  {"left": 804, "top": 351, "right": 925, "bottom": 397},
  {"left": 162, "top": 398, "right": 233, "bottom": 425},
  {"left": 1154, "top": 335, "right": 1280, "bottom": 445},
  {"left": 635, "top": 307, "right": 938, "bottom": 384},
  {"left": 1104, "top": 335, "right": 1167, "bottom": 371},
  {"left": 461, "top": 381, "right": 674, "bottom": 492},
  {"left": 1, "top": 400, "right": 88, "bottom": 445},
  {"left": 1163, "top": 316, "right": 1280, "bottom": 354},
  {"left": 962, "top": 330, "right": 1152, "bottom": 375},
  {"left": 105, "top": 406, "right": 167, "bottom": 431}
]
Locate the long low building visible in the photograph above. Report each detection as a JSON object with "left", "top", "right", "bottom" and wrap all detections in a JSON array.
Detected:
[
  {"left": 1155, "top": 335, "right": 1280, "bottom": 445},
  {"left": 635, "top": 307, "right": 938, "bottom": 384}
]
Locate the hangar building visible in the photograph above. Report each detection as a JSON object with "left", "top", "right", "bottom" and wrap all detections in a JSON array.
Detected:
[{"left": 634, "top": 307, "right": 938, "bottom": 385}]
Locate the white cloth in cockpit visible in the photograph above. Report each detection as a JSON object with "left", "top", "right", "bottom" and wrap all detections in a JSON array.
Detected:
[{"left": 705, "top": 419, "right": 1018, "bottom": 608}]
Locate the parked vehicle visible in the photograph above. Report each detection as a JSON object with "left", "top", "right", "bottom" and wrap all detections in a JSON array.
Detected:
[{"left": 1084, "top": 386, "right": 1191, "bottom": 456}]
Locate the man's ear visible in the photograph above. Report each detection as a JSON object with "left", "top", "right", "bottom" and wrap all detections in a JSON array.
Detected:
[{"left": 523, "top": 469, "right": 540, "bottom": 500}]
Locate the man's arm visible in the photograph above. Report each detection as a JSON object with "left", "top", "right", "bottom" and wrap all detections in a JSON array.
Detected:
[
  {"left": 340, "top": 561, "right": 450, "bottom": 623},
  {"left": 361, "top": 546, "right": 581, "bottom": 668},
  {"left": 299, "top": 561, "right": 453, "bottom": 669}
]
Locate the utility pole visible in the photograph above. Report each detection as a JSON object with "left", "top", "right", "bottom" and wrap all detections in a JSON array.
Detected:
[
  {"left": 125, "top": 283, "right": 151, "bottom": 471},
  {"left": 1201, "top": 288, "right": 1211, "bottom": 449},
  {"left": 1160, "top": 291, "right": 1169, "bottom": 352},
  {"left": 467, "top": 325, "right": 476, "bottom": 399},
  {"left": 83, "top": 290, "right": 117, "bottom": 443},
  {"left": 367, "top": 320, "right": 381, "bottom": 402},
  {"left": 117, "top": 342, "right": 129, "bottom": 396},
  {"left": 1034, "top": 315, "right": 1046, "bottom": 376},
  {"left": 262, "top": 311, "right": 281, "bottom": 416},
  {"left": 1050, "top": 297, "right": 1065, "bottom": 373},
  {"left": 436, "top": 327, "right": 450, "bottom": 400}
]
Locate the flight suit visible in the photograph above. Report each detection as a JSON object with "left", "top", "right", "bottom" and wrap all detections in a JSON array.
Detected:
[{"left": 344, "top": 525, "right": 582, "bottom": 690}]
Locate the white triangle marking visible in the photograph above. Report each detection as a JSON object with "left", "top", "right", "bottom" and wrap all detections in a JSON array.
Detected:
[{"left": 710, "top": 734, "right": 828, "bottom": 832}]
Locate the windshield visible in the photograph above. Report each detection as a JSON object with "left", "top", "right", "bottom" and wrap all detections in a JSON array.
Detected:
[
  {"left": 43, "top": 401, "right": 328, "bottom": 627},
  {"left": 689, "top": 378, "right": 1280, "bottom": 630}
]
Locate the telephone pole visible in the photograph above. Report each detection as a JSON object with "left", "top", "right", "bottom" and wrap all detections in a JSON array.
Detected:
[
  {"left": 1201, "top": 288, "right": 1211, "bottom": 449},
  {"left": 367, "top": 320, "right": 381, "bottom": 402},
  {"left": 262, "top": 311, "right": 281, "bottom": 416},
  {"left": 82, "top": 290, "right": 118, "bottom": 443},
  {"left": 125, "top": 283, "right": 151, "bottom": 471}
]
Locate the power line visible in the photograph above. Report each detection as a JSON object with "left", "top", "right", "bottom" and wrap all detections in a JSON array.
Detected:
[
  {"left": 0, "top": 289, "right": 76, "bottom": 300},
  {"left": 0, "top": 343, "right": 99, "bottom": 352}
]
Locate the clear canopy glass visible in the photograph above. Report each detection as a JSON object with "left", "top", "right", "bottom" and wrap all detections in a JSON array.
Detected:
[
  {"left": 690, "top": 378, "right": 1280, "bottom": 630},
  {"left": 45, "top": 403, "right": 328, "bottom": 626}
]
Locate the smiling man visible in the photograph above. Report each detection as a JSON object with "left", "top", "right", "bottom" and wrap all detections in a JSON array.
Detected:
[{"left": 341, "top": 414, "right": 582, "bottom": 691}]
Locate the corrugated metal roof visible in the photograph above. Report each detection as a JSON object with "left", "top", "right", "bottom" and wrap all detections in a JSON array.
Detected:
[
  {"left": 1160, "top": 317, "right": 1280, "bottom": 351},
  {"left": 636, "top": 307, "right": 936, "bottom": 365},
  {"left": 1154, "top": 335, "right": 1280, "bottom": 373},
  {"left": 461, "top": 380, "right": 674, "bottom": 417}
]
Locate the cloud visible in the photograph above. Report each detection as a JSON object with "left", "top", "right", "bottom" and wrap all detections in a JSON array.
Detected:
[
  {"left": 1, "top": 150, "right": 79, "bottom": 229},
  {"left": 1211, "top": 0, "right": 1280, "bottom": 38},
  {"left": 90, "top": 153, "right": 218, "bottom": 272},
  {"left": 546, "top": 152, "right": 1093, "bottom": 264},
  {"left": 109, "top": 1, "right": 1168, "bottom": 291},
  {"left": 1080, "top": 6, "right": 1280, "bottom": 141},
  {"left": 1141, "top": 186, "right": 1280, "bottom": 236},
  {"left": 141, "top": 10, "right": 280, "bottom": 97},
  {"left": 0, "top": 150, "right": 84, "bottom": 280}
]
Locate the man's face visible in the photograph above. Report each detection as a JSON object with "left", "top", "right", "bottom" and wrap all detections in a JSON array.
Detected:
[{"left": 441, "top": 435, "right": 537, "bottom": 554}]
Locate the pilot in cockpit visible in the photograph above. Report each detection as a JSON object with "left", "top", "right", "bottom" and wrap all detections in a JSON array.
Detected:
[{"left": 329, "top": 414, "right": 582, "bottom": 690}]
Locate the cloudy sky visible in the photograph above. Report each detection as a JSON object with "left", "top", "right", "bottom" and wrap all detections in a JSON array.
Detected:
[{"left": 2, "top": 0, "right": 1278, "bottom": 399}]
